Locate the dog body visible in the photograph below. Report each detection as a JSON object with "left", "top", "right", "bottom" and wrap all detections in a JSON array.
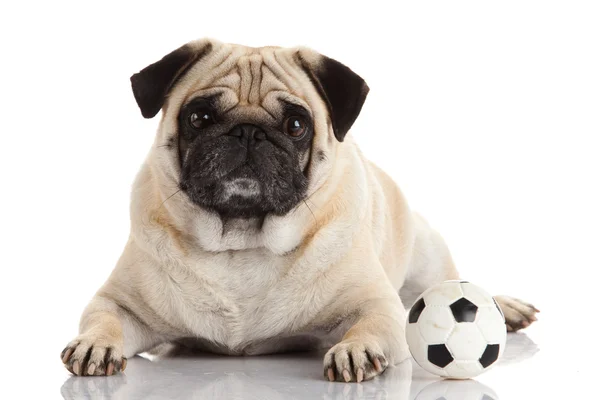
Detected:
[{"left": 61, "top": 40, "right": 538, "bottom": 381}]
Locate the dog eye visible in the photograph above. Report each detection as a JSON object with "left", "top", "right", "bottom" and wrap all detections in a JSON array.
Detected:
[
  {"left": 189, "top": 110, "right": 214, "bottom": 129},
  {"left": 283, "top": 116, "right": 307, "bottom": 138}
]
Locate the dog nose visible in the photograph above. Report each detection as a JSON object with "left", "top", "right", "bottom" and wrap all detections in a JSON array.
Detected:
[{"left": 228, "top": 124, "right": 266, "bottom": 143}]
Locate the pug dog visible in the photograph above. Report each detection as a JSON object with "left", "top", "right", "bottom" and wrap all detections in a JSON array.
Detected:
[{"left": 60, "top": 38, "right": 539, "bottom": 382}]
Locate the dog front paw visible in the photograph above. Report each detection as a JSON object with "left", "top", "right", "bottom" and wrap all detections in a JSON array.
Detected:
[
  {"left": 323, "top": 339, "right": 389, "bottom": 383},
  {"left": 60, "top": 334, "right": 126, "bottom": 376}
]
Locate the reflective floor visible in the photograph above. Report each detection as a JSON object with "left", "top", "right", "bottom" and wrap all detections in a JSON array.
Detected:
[{"left": 57, "top": 331, "right": 568, "bottom": 400}]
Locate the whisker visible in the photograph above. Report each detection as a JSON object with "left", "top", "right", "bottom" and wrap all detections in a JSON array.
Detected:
[
  {"left": 303, "top": 199, "right": 317, "bottom": 223},
  {"left": 156, "top": 165, "right": 198, "bottom": 211},
  {"left": 158, "top": 188, "right": 182, "bottom": 210},
  {"left": 294, "top": 188, "right": 320, "bottom": 212}
]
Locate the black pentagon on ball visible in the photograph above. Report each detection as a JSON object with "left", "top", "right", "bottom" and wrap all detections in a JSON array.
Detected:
[
  {"left": 450, "top": 297, "right": 478, "bottom": 323},
  {"left": 479, "top": 344, "right": 500, "bottom": 368},
  {"left": 408, "top": 298, "right": 426, "bottom": 323},
  {"left": 482, "top": 395, "right": 495, "bottom": 400},
  {"left": 427, "top": 344, "right": 454, "bottom": 368}
]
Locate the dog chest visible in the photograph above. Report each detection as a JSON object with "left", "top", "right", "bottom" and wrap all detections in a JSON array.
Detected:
[{"left": 164, "top": 249, "right": 305, "bottom": 346}]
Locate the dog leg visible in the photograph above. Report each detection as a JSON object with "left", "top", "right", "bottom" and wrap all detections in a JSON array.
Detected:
[
  {"left": 400, "top": 213, "right": 460, "bottom": 307},
  {"left": 60, "top": 295, "right": 161, "bottom": 376}
]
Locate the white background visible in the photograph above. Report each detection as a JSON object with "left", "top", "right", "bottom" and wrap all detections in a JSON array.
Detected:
[{"left": 1, "top": 1, "right": 598, "bottom": 398}]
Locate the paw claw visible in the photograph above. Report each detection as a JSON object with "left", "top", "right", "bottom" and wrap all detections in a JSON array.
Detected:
[
  {"left": 106, "top": 362, "right": 115, "bottom": 376},
  {"left": 87, "top": 363, "right": 96, "bottom": 376},
  {"left": 327, "top": 368, "right": 335, "bottom": 382},
  {"left": 121, "top": 358, "right": 127, "bottom": 371},
  {"left": 61, "top": 347, "right": 74, "bottom": 364},
  {"left": 356, "top": 368, "right": 364, "bottom": 383},
  {"left": 373, "top": 357, "right": 382, "bottom": 372},
  {"left": 73, "top": 360, "right": 81, "bottom": 376},
  {"left": 342, "top": 369, "right": 351, "bottom": 382}
]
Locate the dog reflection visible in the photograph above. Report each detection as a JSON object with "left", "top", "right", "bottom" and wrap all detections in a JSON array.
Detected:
[
  {"left": 60, "top": 333, "right": 537, "bottom": 399},
  {"left": 61, "top": 353, "right": 411, "bottom": 400}
]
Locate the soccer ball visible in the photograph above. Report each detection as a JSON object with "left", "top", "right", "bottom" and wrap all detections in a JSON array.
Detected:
[
  {"left": 415, "top": 379, "right": 499, "bottom": 400},
  {"left": 405, "top": 280, "right": 506, "bottom": 379}
]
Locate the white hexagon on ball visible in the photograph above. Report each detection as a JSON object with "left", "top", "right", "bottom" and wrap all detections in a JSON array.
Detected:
[
  {"left": 447, "top": 323, "right": 487, "bottom": 361},
  {"left": 476, "top": 306, "right": 507, "bottom": 347},
  {"left": 418, "top": 305, "right": 456, "bottom": 344},
  {"left": 406, "top": 280, "right": 507, "bottom": 379}
]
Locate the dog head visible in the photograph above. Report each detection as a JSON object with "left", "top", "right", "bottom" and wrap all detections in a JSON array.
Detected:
[{"left": 131, "top": 39, "right": 368, "bottom": 219}]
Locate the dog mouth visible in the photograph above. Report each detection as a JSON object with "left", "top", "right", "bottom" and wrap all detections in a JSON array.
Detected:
[
  {"left": 180, "top": 145, "right": 308, "bottom": 218},
  {"left": 216, "top": 162, "right": 262, "bottom": 195},
  {"left": 221, "top": 177, "right": 260, "bottom": 201},
  {"left": 183, "top": 163, "right": 266, "bottom": 214}
]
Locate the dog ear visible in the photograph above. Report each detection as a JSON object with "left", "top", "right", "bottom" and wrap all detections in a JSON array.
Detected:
[
  {"left": 130, "top": 41, "right": 213, "bottom": 118},
  {"left": 297, "top": 50, "right": 369, "bottom": 142}
]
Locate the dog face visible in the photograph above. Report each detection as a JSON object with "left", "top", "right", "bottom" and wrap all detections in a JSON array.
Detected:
[
  {"left": 130, "top": 39, "right": 369, "bottom": 219},
  {"left": 176, "top": 92, "right": 315, "bottom": 218}
]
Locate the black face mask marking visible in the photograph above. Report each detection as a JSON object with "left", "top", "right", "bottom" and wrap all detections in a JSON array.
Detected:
[{"left": 178, "top": 96, "right": 313, "bottom": 219}]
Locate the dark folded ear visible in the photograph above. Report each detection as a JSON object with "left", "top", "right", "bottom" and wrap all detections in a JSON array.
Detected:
[
  {"left": 297, "top": 51, "right": 369, "bottom": 142},
  {"left": 130, "top": 42, "right": 213, "bottom": 118}
]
